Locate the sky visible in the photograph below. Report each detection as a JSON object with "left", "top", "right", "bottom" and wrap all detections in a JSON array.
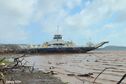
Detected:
[{"left": 0, "top": 0, "right": 126, "bottom": 46}]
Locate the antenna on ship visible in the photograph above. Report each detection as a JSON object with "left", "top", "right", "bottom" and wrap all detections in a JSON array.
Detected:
[{"left": 57, "top": 25, "right": 59, "bottom": 34}]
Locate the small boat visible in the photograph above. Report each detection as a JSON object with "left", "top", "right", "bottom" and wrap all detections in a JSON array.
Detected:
[{"left": 20, "top": 33, "right": 109, "bottom": 54}]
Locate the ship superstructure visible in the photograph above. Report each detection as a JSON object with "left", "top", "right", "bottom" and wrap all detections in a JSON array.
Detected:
[{"left": 42, "top": 34, "right": 75, "bottom": 48}]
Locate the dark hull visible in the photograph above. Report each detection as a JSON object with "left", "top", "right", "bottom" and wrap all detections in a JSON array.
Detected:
[{"left": 20, "top": 47, "right": 97, "bottom": 54}]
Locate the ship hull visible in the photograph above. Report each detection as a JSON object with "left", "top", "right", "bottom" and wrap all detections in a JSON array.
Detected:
[{"left": 20, "top": 47, "right": 97, "bottom": 54}]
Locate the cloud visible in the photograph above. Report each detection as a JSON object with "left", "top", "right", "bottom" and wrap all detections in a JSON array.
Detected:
[
  {"left": 66, "top": 0, "right": 81, "bottom": 9},
  {"left": 0, "top": 0, "right": 36, "bottom": 43},
  {"left": 0, "top": 0, "right": 126, "bottom": 45},
  {"left": 34, "top": 0, "right": 114, "bottom": 34}
]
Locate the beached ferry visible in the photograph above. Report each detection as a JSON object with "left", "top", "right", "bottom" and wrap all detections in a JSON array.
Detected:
[{"left": 22, "top": 33, "right": 108, "bottom": 54}]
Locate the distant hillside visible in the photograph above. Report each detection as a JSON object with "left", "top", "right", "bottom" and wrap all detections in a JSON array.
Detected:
[{"left": 98, "top": 45, "right": 126, "bottom": 51}]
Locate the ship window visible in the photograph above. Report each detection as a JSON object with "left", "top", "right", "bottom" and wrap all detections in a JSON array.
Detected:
[{"left": 53, "top": 35, "right": 62, "bottom": 39}]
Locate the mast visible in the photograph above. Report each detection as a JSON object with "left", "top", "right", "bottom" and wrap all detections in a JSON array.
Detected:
[{"left": 57, "top": 25, "right": 59, "bottom": 35}]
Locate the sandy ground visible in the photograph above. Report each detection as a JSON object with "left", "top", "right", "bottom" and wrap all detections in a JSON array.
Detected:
[{"left": 24, "top": 51, "right": 126, "bottom": 84}]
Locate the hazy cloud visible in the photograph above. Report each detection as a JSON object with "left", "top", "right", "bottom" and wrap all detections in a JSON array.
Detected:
[
  {"left": 0, "top": 0, "right": 126, "bottom": 45},
  {"left": 0, "top": 0, "right": 36, "bottom": 43}
]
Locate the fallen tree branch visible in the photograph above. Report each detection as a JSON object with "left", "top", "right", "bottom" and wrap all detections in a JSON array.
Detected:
[
  {"left": 117, "top": 74, "right": 126, "bottom": 84},
  {"left": 93, "top": 68, "right": 108, "bottom": 84}
]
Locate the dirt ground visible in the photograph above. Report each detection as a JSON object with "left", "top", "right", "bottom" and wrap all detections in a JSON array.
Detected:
[{"left": 5, "top": 71, "right": 64, "bottom": 84}]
